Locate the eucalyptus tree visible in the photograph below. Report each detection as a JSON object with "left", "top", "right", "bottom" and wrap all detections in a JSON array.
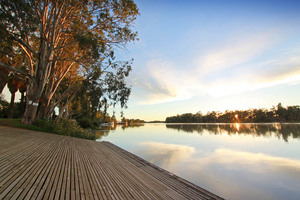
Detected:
[{"left": 0, "top": 0, "right": 139, "bottom": 124}]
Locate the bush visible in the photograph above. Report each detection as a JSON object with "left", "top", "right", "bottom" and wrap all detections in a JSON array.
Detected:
[
  {"left": 33, "top": 119, "right": 56, "bottom": 132},
  {"left": 0, "top": 97, "right": 9, "bottom": 118},
  {"left": 0, "top": 118, "right": 96, "bottom": 140},
  {"left": 77, "top": 117, "right": 94, "bottom": 129},
  {"left": 54, "top": 118, "right": 96, "bottom": 140}
]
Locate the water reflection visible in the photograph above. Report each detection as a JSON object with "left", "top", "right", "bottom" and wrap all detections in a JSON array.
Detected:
[
  {"left": 136, "top": 142, "right": 195, "bottom": 169},
  {"left": 166, "top": 123, "right": 300, "bottom": 142},
  {"left": 136, "top": 141, "right": 300, "bottom": 200},
  {"left": 99, "top": 123, "right": 300, "bottom": 200},
  {"left": 193, "top": 148, "right": 300, "bottom": 200},
  {"left": 95, "top": 123, "right": 144, "bottom": 139}
]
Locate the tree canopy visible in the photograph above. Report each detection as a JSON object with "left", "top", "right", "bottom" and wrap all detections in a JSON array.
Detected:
[
  {"left": 0, "top": 0, "right": 139, "bottom": 124},
  {"left": 166, "top": 103, "right": 300, "bottom": 123}
]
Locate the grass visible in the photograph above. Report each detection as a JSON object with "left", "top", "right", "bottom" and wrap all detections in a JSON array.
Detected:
[{"left": 0, "top": 118, "right": 96, "bottom": 140}]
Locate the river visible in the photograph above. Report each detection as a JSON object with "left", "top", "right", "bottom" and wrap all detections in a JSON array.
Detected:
[{"left": 96, "top": 123, "right": 300, "bottom": 200}]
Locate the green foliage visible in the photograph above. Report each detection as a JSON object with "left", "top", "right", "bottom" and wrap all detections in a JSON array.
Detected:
[
  {"left": 0, "top": 118, "right": 32, "bottom": 129},
  {"left": 32, "top": 119, "right": 56, "bottom": 132},
  {"left": 166, "top": 103, "right": 300, "bottom": 123},
  {"left": 121, "top": 117, "right": 145, "bottom": 125},
  {"left": 0, "top": 0, "right": 39, "bottom": 41},
  {"left": 0, "top": 118, "right": 95, "bottom": 140},
  {"left": 77, "top": 117, "right": 95, "bottom": 129},
  {"left": 0, "top": 95, "right": 9, "bottom": 118},
  {"left": 70, "top": 59, "right": 132, "bottom": 122},
  {"left": 1, "top": 0, "right": 139, "bottom": 124},
  {"left": 0, "top": 96, "right": 27, "bottom": 119},
  {"left": 54, "top": 119, "right": 95, "bottom": 140}
]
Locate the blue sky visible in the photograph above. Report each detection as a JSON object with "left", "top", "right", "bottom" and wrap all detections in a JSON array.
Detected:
[
  {"left": 3, "top": 0, "right": 300, "bottom": 121},
  {"left": 115, "top": 0, "right": 300, "bottom": 121}
]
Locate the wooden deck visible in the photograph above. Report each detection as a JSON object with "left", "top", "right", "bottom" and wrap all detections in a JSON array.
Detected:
[{"left": 0, "top": 126, "right": 224, "bottom": 200}]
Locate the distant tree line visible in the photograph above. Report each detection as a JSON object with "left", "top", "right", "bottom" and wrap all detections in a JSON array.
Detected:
[
  {"left": 121, "top": 117, "right": 144, "bottom": 126},
  {"left": 165, "top": 103, "right": 300, "bottom": 123}
]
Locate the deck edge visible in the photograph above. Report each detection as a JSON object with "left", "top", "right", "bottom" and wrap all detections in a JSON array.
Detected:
[{"left": 101, "top": 141, "right": 225, "bottom": 200}]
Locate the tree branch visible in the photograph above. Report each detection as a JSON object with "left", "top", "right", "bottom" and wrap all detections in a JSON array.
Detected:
[
  {"left": 0, "top": 62, "right": 34, "bottom": 80},
  {"left": 11, "top": 34, "right": 38, "bottom": 58}
]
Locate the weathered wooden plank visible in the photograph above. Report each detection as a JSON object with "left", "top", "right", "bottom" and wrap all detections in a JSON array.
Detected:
[
  {"left": 97, "top": 144, "right": 184, "bottom": 200},
  {"left": 72, "top": 149, "right": 81, "bottom": 200},
  {"left": 35, "top": 140, "right": 66, "bottom": 200},
  {"left": 100, "top": 141, "right": 224, "bottom": 200},
  {"left": 69, "top": 147, "right": 76, "bottom": 200},
  {"left": 0, "top": 135, "right": 50, "bottom": 183},
  {"left": 0, "top": 126, "right": 224, "bottom": 200},
  {"left": 52, "top": 140, "right": 68, "bottom": 200},
  {"left": 23, "top": 141, "right": 59, "bottom": 200},
  {"left": 0, "top": 138, "right": 57, "bottom": 199},
  {"left": 41, "top": 139, "right": 66, "bottom": 200}
]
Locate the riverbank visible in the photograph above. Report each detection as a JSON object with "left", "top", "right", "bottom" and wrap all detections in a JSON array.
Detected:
[
  {"left": 0, "top": 118, "right": 95, "bottom": 140},
  {"left": 0, "top": 126, "right": 224, "bottom": 199}
]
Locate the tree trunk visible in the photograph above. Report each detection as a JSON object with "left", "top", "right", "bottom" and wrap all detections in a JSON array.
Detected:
[
  {"left": 22, "top": 62, "right": 49, "bottom": 124},
  {"left": 36, "top": 98, "right": 48, "bottom": 119},
  {"left": 36, "top": 60, "right": 75, "bottom": 119},
  {"left": 22, "top": 32, "right": 52, "bottom": 124},
  {"left": 56, "top": 92, "right": 76, "bottom": 121},
  {"left": 19, "top": 83, "right": 27, "bottom": 114},
  {"left": 19, "top": 92, "right": 26, "bottom": 114},
  {"left": 36, "top": 87, "right": 57, "bottom": 119},
  {"left": 45, "top": 99, "right": 56, "bottom": 120},
  {"left": 22, "top": 87, "right": 41, "bottom": 124},
  {"left": 8, "top": 92, "right": 16, "bottom": 118}
]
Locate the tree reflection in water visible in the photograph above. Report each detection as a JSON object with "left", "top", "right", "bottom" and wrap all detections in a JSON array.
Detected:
[
  {"left": 165, "top": 123, "right": 300, "bottom": 142},
  {"left": 96, "top": 123, "right": 145, "bottom": 139}
]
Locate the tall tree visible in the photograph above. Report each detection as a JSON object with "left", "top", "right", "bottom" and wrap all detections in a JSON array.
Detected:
[{"left": 1, "top": 0, "right": 139, "bottom": 124}]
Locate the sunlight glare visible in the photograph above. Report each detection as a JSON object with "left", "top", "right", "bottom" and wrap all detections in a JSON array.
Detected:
[{"left": 235, "top": 123, "right": 240, "bottom": 133}]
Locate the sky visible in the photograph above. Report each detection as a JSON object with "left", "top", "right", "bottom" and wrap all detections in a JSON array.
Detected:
[
  {"left": 114, "top": 0, "right": 300, "bottom": 121},
  {"left": 3, "top": 0, "right": 300, "bottom": 121}
]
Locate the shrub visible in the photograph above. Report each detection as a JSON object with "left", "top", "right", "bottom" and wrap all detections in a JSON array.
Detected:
[
  {"left": 33, "top": 119, "right": 56, "bottom": 132},
  {"left": 77, "top": 117, "right": 93, "bottom": 129},
  {"left": 0, "top": 118, "right": 96, "bottom": 140},
  {"left": 54, "top": 118, "right": 95, "bottom": 140},
  {"left": 0, "top": 97, "right": 9, "bottom": 118}
]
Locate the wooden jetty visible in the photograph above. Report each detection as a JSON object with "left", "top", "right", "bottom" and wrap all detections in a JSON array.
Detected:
[{"left": 0, "top": 126, "right": 224, "bottom": 200}]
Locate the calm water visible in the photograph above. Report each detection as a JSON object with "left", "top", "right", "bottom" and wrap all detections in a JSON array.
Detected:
[{"left": 96, "top": 123, "right": 300, "bottom": 200}]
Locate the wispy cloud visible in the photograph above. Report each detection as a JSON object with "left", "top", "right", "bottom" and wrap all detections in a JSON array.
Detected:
[
  {"left": 130, "top": 31, "right": 300, "bottom": 105},
  {"left": 194, "top": 31, "right": 277, "bottom": 76},
  {"left": 193, "top": 31, "right": 300, "bottom": 97},
  {"left": 130, "top": 59, "right": 194, "bottom": 104}
]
